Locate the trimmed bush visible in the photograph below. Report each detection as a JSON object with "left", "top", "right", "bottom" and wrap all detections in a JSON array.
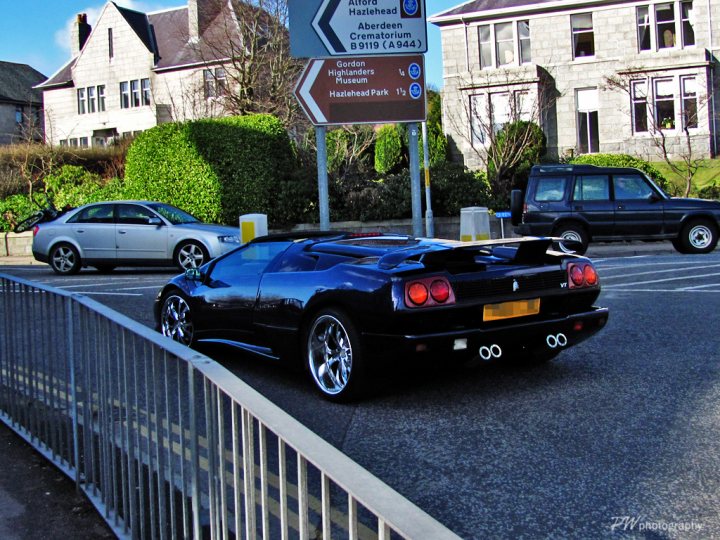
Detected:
[
  {"left": 570, "top": 153, "right": 669, "bottom": 192},
  {"left": 374, "top": 125, "right": 403, "bottom": 175},
  {"left": 429, "top": 162, "right": 492, "bottom": 215},
  {"left": 124, "top": 114, "right": 296, "bottom": 224}
]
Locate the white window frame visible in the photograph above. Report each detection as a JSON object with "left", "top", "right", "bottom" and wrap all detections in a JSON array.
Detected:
[
  {"left": 97, "top": 85, "right": 106, "bottom": 112},
  {"left": 571, "top": 13, "right": 595, "bottom": 59},
  {"left": 120, "top": 81, "right": 130, "bottom": 109},
  {"left": 631, "top": 75, "right": 700, "bottom": 135},
  {"left": 141, "top": 78, "right": 151, "bottom": 106},
  {"left": 477, "top": 19, "right": 531, "bottom": 69},
  {"left": 680, "top": 75, "right": 698, "bottom": 129},
  {"left": 636, "top": 1, "right": 695, "bottom": 52},
  {"left": 77, "top": 88, "right": 86, "bottom": 115},
  {"left": 88, "top": 86, "right": 96, "bottom": 114}
]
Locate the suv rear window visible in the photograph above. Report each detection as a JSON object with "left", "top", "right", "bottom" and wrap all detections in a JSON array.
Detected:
[{"left": 534, "top": 177, "right": 568, "bottom": 201}]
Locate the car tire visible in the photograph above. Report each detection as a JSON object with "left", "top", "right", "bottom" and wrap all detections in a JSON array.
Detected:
[
  {"left": 49, "top": 243, "right": 81, "bottom": 275},
  {"left": 304, "top": 308, "right": 366, "bottom": 402},
  {"left": 159, "top": 291, "right": 195, "bottom": 346},
  {"left": 553, "top": 223, "right": 589, "bottom": 255},
  {"left": 175, "top": 241, "right": 209, "bottom": 271},
  {"left": 676, "top": 219, "right": 718, "bottom": 254}
]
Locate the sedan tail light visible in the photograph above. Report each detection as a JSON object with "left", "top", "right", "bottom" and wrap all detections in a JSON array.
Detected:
[
  {"left": 32, "top": 225, "right": 40, "bottom": 237},
  {"left": 405, "top": 277, "right": 456, "bottom": 308},
  {"left": 567, "top": 262, "right": 600, "bottom": 289}
]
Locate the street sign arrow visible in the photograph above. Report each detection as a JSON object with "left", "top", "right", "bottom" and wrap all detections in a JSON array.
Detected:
[
  {"left": 311, "top": 0, "right": 427, "bottom": 56},
  {"left": 294, "top": 55, "right": 426, "bottom": 126}
]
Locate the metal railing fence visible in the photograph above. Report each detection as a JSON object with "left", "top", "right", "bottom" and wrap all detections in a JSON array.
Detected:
[{"left": 0, "top": 274, "right": 460, "bottom": 540}]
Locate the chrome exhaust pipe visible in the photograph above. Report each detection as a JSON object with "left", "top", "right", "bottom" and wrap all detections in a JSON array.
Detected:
[
  {"left": 479, "top": 344, "right": 503, "bottom": 361},
  {"left": 546, "top": 333, "right": 568, "bottom": 349}
]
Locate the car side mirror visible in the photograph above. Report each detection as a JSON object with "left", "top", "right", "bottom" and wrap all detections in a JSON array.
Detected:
[
  {"left": 510, "top": 190, "right": 524, "bottom": 226},
  {"left": 648, "top": 192, "right": 662, "bottom": 203},
  {"left": 148, "top": 217, "right": 163, "bottom": 226},
  {"left": 184, "top": 268, "right": 203, "bottom": 281}
]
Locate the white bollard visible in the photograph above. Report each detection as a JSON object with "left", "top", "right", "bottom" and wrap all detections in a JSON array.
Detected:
[
  {"left": 239, "top": 214, "right": 268, "bottom": 243},
  {"left": 460, "top": 207, "right": 491, "bottom": 242}
]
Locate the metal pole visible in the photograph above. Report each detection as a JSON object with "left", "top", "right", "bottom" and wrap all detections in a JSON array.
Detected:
[
  {"left": 316, "top": 126, "right": 330, "bottom": 230},
  {"left": 422, "top": 122, "right": 434, "bottom": 238},
  {"left": 408, "top": 123, "right": 423, "bottom": 238}
]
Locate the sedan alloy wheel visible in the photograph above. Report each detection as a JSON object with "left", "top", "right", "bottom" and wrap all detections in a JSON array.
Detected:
[
  {"left": 50, "top": 244, "right": 81, "bottom": 275},
  {"left": 176, "top": 242, "right": 207, "bottom": 270}
]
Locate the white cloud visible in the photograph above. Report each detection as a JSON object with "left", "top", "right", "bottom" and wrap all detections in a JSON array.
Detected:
[{"left": 54, "top": 1, "right": 181, "bottom": 53}]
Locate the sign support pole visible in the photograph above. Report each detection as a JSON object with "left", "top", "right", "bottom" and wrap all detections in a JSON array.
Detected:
[
  {"left": 316, "top": 126, "right": 330, "bottom": 230},
  {"left": 408, "top": 123, "right": 423, "bottom": 238},
  {"left": 422, "top": 121, "right": 434, "bottom": 238}
]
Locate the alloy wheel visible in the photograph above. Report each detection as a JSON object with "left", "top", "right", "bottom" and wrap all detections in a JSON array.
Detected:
[
  {"left": 161, "top": 295, "right": 194, "bottom": 345},
  {"left": 307, "top": 315, "right": 352, "bottom": 396},
  {"left": 178, "top": 243, "right": 205, "bottom": 270}
]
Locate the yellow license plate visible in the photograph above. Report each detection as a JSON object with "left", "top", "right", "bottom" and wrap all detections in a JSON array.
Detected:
[{"left": 483, "top": 298, "right": 541, "bottom": 322}]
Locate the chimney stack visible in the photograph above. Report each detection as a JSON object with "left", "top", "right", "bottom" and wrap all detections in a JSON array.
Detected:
[
  {"left": 188, "top": 0, "right": 199, "bottom": 42},
  {"left": 71, "top": 14, "right": 92, "bottom": 57}
]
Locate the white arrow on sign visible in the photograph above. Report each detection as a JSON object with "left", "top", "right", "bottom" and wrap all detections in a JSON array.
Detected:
[
  {"left": 312, "top": 0, "right": 427, "bottom": 56},
  {"left": 298, "top": 60, "right": 327, "bottom": 123}
]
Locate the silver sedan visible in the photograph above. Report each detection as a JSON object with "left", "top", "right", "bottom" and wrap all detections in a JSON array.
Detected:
[{"left": 32, "top": 201, "right": 242, "bottom": 275}]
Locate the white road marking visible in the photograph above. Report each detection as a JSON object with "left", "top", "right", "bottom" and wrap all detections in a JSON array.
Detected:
[
  {"left": 603, "top": 271, "right": 720, "bottom": 288},
  {"left": 600, "top": 263, "right": 720, "bottom": 280}
]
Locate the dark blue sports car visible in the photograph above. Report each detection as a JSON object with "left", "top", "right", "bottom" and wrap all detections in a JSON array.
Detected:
[{"left": 155, "top": 232, "right": 608, "bottom": 401}]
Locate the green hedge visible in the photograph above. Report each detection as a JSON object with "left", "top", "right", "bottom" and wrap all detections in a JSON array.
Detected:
[
  {"left": 374, "top": 125, "right": 403, "bottom": 175},
  {"left": 329, "top": 162, "right": 492, "bottom": 221},
  {"left": 570, "top": 153, "right": 669, "bottom": 192},
  {"left": 124, "top": 114, "right": 296, "bottom": 224}
]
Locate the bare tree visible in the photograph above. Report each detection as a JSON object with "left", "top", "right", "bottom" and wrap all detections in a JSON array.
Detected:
[
  {"left": 184, "top": 0, "right": 306, "bottom": 130},
  {"left": 444, "top": 67, "right": 556, "bottom": 201},
  {"left": 602, "top": 69, "right": 716, "bottom": 197}
]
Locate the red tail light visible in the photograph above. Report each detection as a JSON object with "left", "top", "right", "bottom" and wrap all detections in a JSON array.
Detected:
[
  {"left": 32, "top": 225, "right": 40, "bottom": 237},
  {"left": 405, "top": 277, "right": 456, "bottom": 308},
  {"left": 430, "top": 280, "right": 450, "bottom": 303},
  {"left": 407, "top": 282, "right": 429, "bottom": 306},
  {"left": 568, "top": 263, "right": 599, "bottom": 289},
  {"left": 583, "top": 265, "right": 598, "bottom": 286}
]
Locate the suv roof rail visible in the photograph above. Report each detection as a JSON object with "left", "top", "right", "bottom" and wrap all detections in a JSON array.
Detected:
[{"left": 530, "top": 164, "right": 575, "bottom": 173}]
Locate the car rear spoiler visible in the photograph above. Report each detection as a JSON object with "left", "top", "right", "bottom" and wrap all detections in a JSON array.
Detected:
[{"left": 378, "top": 237, "right": 562, "bottom": 270}]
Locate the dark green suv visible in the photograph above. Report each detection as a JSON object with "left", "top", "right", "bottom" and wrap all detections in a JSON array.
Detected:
[{"left": 511, "top": 164, "right": 720, "bottom": 255}]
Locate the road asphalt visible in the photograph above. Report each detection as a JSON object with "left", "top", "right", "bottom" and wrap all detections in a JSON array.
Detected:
[{"left": 0, "top": 239, "right": 684, "bottom": 538}]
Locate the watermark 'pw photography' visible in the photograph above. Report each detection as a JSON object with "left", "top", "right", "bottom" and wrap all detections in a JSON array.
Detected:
[{"left": 610, "top": 516, "right": 704, "bottom": 534}]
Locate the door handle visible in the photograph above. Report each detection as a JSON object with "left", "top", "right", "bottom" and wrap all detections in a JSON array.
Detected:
[
  {"left": 118, "top": 230, "right": 127, "bottom": 234},
  {"left": 573, "top": 205, "right": 583, "bottom": 211},
  {"left": 76, "top": 229, "right": 85, "bottom": 233}
]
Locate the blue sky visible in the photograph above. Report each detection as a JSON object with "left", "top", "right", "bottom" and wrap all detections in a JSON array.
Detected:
[{"left": 0, "top": 0, "right": 459, "bottom": 88}]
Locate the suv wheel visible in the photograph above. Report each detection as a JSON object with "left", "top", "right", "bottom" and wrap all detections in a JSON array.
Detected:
[
  {"left": 676, "top": 219, "right": 718, "bottom": 254},
  {"left": 554, "top": 224, "right": 588, "bottom": 255}
]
